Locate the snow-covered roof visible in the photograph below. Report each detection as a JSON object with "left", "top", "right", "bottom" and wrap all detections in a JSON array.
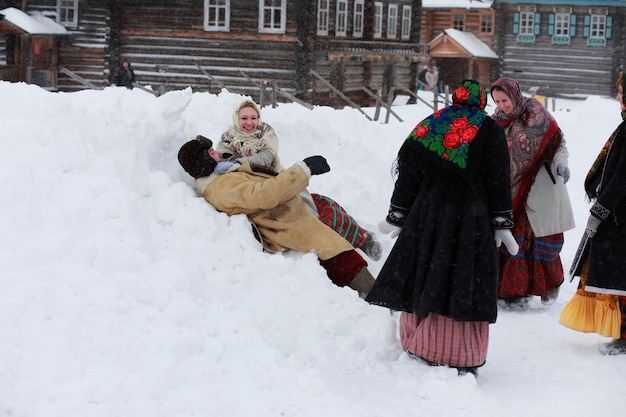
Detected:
[
  {"left": 422, "top": 0, "right": 493, "bottom": 9},
  {"left": 430, "top": 28, "right": 498, "bottom": 59},
  {"left": 0, "top": 7, "right": 67, "bottom": 35}
]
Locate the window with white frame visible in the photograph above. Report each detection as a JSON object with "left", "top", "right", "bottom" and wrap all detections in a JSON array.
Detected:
[
  {"left": 590, "top": 14, "right": 606, "bottom": 39},
  {"left": 549, "top": 11, "right": 575, "bottom": 45},
  {"left": 401, "top": 5, "right": 411, "bottom": 40},
  {"left": 336, "top": 0, "right": 348, "bottom": 37},
  {"left": 585, "top": 13, "right": 611, "bottom": 47},
  {"left": 554, "top": 13, "right": 570, "bottom": 36},
  {"left": 204, "top": 0, "right": 230, "bottom": 31},
  {"left": 481, "top": 14, "right": 493, "bottom": 33},
  {"left": 374, "top": 2, "right": 383, "bottom": 38},
  {"left": 353, "top": 0, "right": 364, "bottom": 38},
  {"left": 513, "top": 9, "right": 539, "bottom": 44},
  {"left": 317, "top": 0, "right": 329, "bottom": 36},
  {"left": 453, "top": 13, "right": 464, "bottom": 31},
  {"left": 259, "top": 0, "right": 286, "bottom": 34},
  {"left": 519, "top": 11, "right": 535, "bottom": 35},
  {"left": 57, "top": 0, "right": 78, "bottom": 28},
  {"left": 387, "top": 4, "right": 398, "bottom": 39}
]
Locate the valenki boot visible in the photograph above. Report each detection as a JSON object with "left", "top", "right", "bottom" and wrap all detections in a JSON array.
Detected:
[{"left": 349, "top": 267, "right": 376, "bottom": 299}]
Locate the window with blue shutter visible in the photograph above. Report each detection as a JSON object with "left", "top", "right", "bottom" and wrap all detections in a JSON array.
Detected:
[
  {"left": 552, "top": 12, "right": 571, "bottom": 45},
  {"left": 587, "top": 13, "right": 609, "bottom": 47},
  {"left": 517, "top": 11, "right": 536, "bottom": 44}
]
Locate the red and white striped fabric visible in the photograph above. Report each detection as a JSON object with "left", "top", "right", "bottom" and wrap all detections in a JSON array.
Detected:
[{"left": 399, "top": 312, "right": 489, "bottom": 368}]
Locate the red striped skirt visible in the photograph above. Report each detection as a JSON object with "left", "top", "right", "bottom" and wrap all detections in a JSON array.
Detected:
[{"left": 399, "top": 312, "right": 489, "bottom": 368}]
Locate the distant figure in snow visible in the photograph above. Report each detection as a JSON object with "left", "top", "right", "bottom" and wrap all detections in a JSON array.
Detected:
[
  {"left": 425, "top": 64, "right": 439, "bottom": 92},
  {"left": 114, "top": 60, "right": 135, "bottom": 89},
  {"left": 418, "top": 66, "right": 428, "bottom": 91}
]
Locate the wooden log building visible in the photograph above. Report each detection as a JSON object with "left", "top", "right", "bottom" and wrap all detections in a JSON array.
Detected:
[
  {"left": 421, "top": 1, "right": 498, "bottom": 90},
  {"left": 0, "top": 0, "right": 431, "bottom": 107},
  {"left": 493, "top": 0, "right": 626, "bottom": 97}
]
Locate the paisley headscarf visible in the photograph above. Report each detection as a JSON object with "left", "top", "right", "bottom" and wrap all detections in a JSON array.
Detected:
[
  {"left": 406, "top": 79, "right": 487, "bottom": 169},
  {"left": 490, "top": 77, "right": 562, "bottom": 220},
  {"left": 585, "top": 72, "right": 626, "bottom": 200},
  {"left": 217, "top": 100, "right": 282, "bottom": 171}
]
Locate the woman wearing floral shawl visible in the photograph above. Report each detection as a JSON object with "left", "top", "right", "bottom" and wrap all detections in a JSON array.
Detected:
[
  {"left": 366, "top": 80, "right": 517, "bottom": 377},
  {"left": 560, "top": 73, "right": 626, "bottom": 355},
  {"left": 490, "top": 77, "right": 575, "bottom": 307}
]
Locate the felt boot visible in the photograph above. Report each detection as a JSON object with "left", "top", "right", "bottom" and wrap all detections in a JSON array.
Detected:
[
  {"left": 599, "top": 339, "right": 626, "bottom": 355},
  {"left": 541, "top": 286, "right": 560, "bottom": 305},
  {"left": 349, "top": 267, "right": 376, "bottom": 299}
]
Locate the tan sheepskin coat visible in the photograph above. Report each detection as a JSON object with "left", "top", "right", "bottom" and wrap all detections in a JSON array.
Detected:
[{"left": 195, "top": 163, "right": 353, "bottom": 260}]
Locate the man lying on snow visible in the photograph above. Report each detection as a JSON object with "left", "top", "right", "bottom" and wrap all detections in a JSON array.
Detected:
[{"left": 177, "top": 136, "right": 376, "bottom": 298}]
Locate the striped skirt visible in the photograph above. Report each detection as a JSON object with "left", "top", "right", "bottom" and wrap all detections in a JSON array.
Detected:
[
  {"left": 399, "top": 312, "right": 489, "bottom": 368},
  {"left": 498, "top": 210, "right": 564, "bottom": 299}
]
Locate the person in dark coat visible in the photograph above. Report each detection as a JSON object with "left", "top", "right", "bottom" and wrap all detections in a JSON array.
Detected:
[
  {"left": 365, "top": 80, "right": 518, "bottom": 377},
  {"left": 114, "top": 60, "right": 135, "bottom": 89},
  {"left": 559, "top": 72, "right": 626, "bottom": 355},
  {"left": 417, "top": 66, "right": 428, "bottom": 91}
]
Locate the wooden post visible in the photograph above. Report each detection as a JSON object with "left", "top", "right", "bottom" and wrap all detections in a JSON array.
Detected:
[
  {"left": 394, "top": 85, "right": 435, "bottom": 111},
  {"left": 362, "top": 87, "right": 403, "bottom": 123},
  {"left": 270, "top": 80, "right": 278, "bottom": 108},
  {"left": 384, "top": 87, "right": 396, "bottom": 124},
  {"left": 373, "top": 89, "right": 381, "bottom": 121}
]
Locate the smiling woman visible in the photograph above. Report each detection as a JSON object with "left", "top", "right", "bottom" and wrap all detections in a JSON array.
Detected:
[{"left": 490, "top": 77, "right": 575, "bottom": 307}]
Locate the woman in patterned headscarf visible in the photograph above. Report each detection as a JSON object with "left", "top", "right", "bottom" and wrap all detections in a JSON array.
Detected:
[
  {"left": 560, "top": 72, "right": 626, "bottom": 355},
  {"left": 490, "top": 77, "right": 575, "bottom": 307},
  {"left": 366, "top": 80, "right": 518, "bottom": 377}
]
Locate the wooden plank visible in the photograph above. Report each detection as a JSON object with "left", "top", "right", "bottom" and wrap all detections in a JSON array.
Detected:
[
  {"left": 195, "top": 63, "right": 229, "bottom": 91},
  {"left": 310, "top": 70, "right": 372, "bottom": 121},
  {"left": 59, "top": 66, "right": 103, "bottom": 90},
  {"left": 271, "top": 82, "right": 314, "bottom": 110}
]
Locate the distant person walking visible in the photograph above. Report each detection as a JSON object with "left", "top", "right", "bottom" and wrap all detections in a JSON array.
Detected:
[
  {"left": 114, "top": 60, "right": 135, "bottom": 89},
  {"left": 418, "top": 66, "right": 428, "bottom": 91},
  {"left": 425, "top": 64, "right": 439, "bottom": 92}
]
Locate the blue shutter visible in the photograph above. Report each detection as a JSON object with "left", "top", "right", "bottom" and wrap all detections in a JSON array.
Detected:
[
  {"left": 513, "top": 12, "right": 519, "bottom": 34},
  {"left": 534, "top": 13, "right": 541, "bottom": 35},
  {"left": 570, "top": 14, "right": 576, "bottom": 37},
  {"left": 607, "top": 16, "right": 612, "bottom": 39},
  {"left": 583, "top": 15, "right": 590, "bottom": 37},
  {"left": 548, "top": 14, "right": 554, "bottom": 36}
]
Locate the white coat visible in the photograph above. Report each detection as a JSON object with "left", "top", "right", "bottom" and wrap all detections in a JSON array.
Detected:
[{"left": 525, "top": 140, "right": 575, "bottom": 237}]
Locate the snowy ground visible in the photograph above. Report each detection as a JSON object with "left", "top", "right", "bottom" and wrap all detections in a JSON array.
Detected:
[{"left": 1, "top": 81, "right": 624, "bottom": 417}]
